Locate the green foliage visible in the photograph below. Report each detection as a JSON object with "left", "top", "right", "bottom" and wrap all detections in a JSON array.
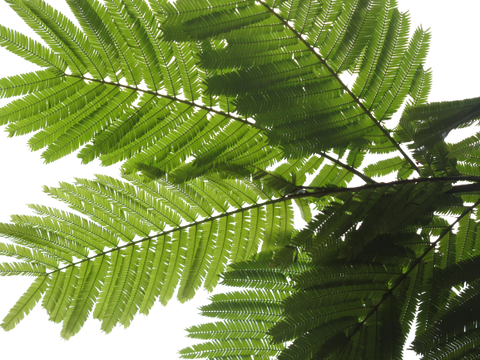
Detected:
[{"left": 1, "top": 0, "right": 480, "bottom": 359}]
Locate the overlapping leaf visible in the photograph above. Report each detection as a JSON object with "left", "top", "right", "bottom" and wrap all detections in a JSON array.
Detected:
[
  {"left": 179, "top": 179, "right": 480, "bottom": 359},
  {"left": 162, "top": 0, "right": 430, "bottom": 176}
]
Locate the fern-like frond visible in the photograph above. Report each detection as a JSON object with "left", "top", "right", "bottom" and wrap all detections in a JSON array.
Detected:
[
  {"left": 3, "top": 1, "right": 480, "bottom": 358},
  {"left": 175, "top": 178, "right": 480, "bottom": 359},
  {"left": 162, "top": 0, "right": 429, "bottom": 174},
  {"left": 0, "top": 0, "right": 282, "bottom": 178},
  {"left": 0, "top": 173, "right": 305, "bottom": 337}
]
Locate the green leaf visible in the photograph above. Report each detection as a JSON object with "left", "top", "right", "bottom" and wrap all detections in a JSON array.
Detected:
[{"left": 2, "top": 1, "right": 480, "bottom": 357}]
